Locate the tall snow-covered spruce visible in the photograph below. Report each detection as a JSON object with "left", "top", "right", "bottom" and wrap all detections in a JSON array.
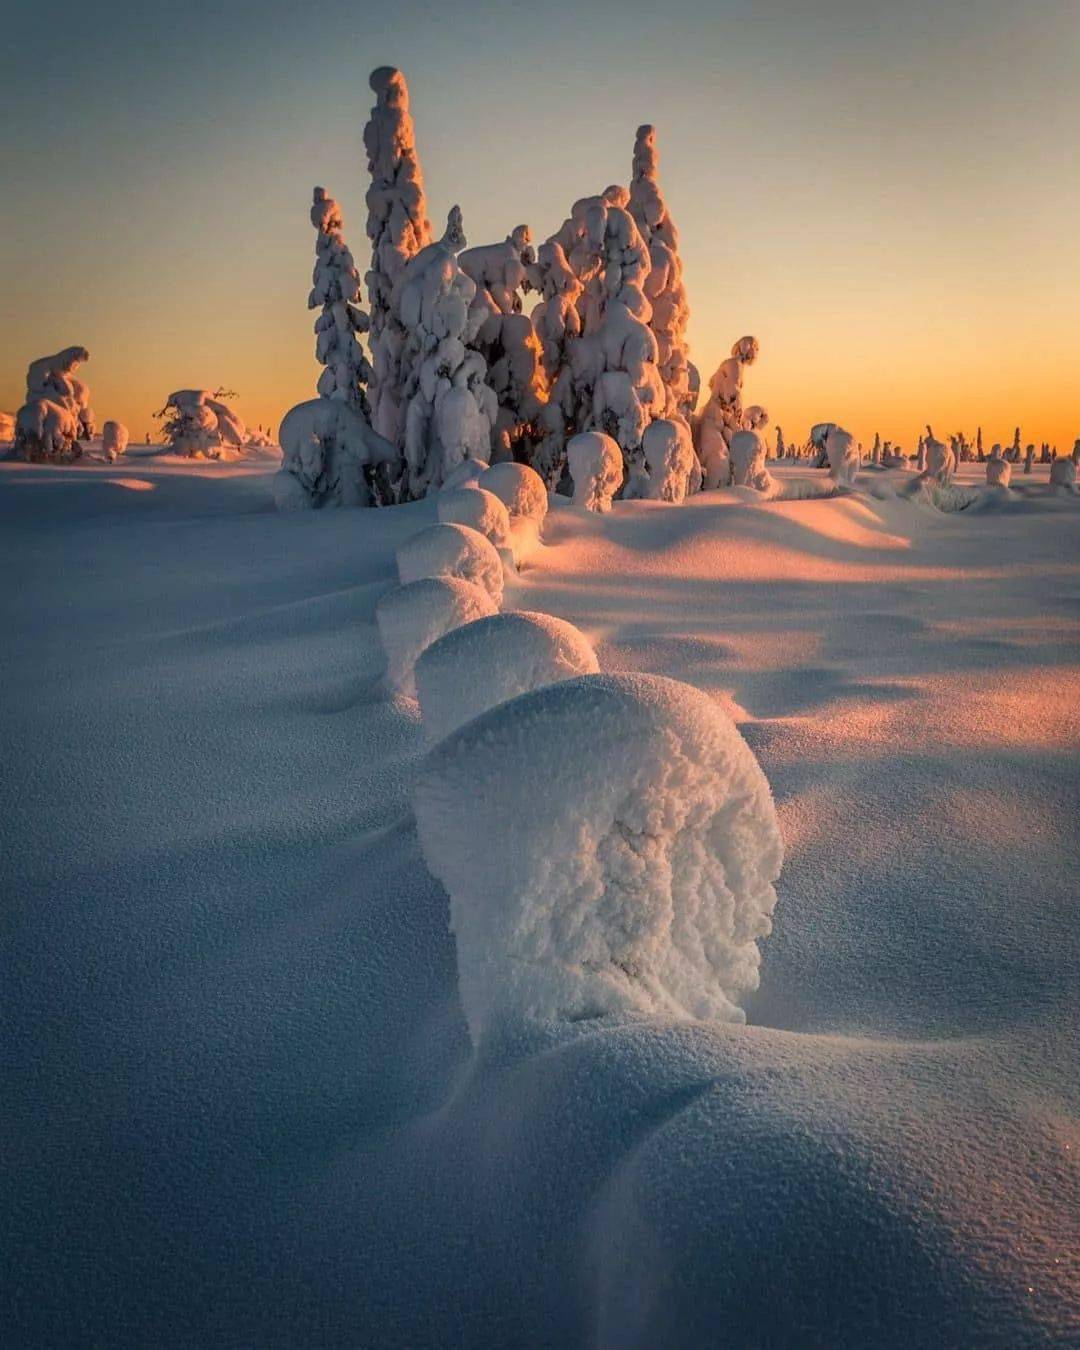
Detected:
[
  {"left": 308, "top": 187, "right": 372, "bottom": 415},
  {"left": 363, "top": 67, "right": 432, "bottom": 458}
]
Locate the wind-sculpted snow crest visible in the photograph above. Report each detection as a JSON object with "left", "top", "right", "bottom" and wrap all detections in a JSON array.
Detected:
[{"left": 413, "top": 672, "right": 783, "bottom": 1045}]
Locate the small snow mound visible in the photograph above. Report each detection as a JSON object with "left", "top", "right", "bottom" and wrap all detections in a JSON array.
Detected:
[
  {"left": 1049, "top": 457, "right": 1078, "bottom": 495},
  {"left": 414, "top": 610, "right": 599, "bottom": 743},
  {"left": 396, "top": 522, "right": 504, "bottom": 605},
  {"left": 413, "top": 672, "right": 784, "bottom": 1043},
  {"left": 440, "top": 457, "right": 489, "bottom": 492},
  {"left": 376, "top": 576, "right": 498, "bottom": 695},
  {"left": 478, "top": 461, "right": 548, "bottom": 523},
  {"left": 642, "top": 419, "right": 696, "bottom": 502},
  {"left": 102, "top": 421, "right": 129, "bottom": 463},
  {"left": 437, "top": 487, "right": 512, "bottom": 551},
  {"left": 825, "top": 426, "right": 861, "bottom": 487},
  {"left": 567, "top": 432, "right": 623, "bottom": 512}
]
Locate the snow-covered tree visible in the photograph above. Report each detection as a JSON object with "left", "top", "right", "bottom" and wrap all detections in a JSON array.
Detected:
[
  {"left": 1010, "top": 427, "right": 1022, "bottom": 461},
  {"left": 923, "top": 425, "right": 955, "bottom": 484},
  {"left": 11, "top": 347, "right": 91, "bottom": 462},
  {"left": 157, "top": 389, "right": 247, "bottom": 458},
  {"left": 825, "top": 425, "right": 861, "bottom": 487},
  {"left": 976, "top": 426, "right": 984, "bottom": 461},
  {"left": 1024, "top": 445, "right": 1035, "bottom": 474},
  {"left": 775, "top": 425, "right": 786, "bottom": 460},
  {"left": 628, "top": 124, "right": 697, "bottom": 421},
  {"left": 363, "top": 67, "right": 433, "bottom": 455},
  {"left": 392, "top": 206, "right": 498, "bottom": 498},
  {"left": 102, "top": 421, "right": 128, "bottom": 462},
  {"left": 309, "top": 187, "right": 372, "bottom": 415},
  {"left": 274, "top": 398, "right": 396, "bottom": 510},
  {"left": 695, "top": 336, "right": 759, "bottom": 488},
  {"left": 986, "top": 443, "right": 1011, "bottom": 487},
  {"left": 459, "top": 225, "right": 546, "bottom": 460}
]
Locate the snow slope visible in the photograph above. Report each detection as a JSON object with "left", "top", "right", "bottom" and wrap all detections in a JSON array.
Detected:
[{"left": 2, "top": 451, "right": 1077, "bottom": 1347}]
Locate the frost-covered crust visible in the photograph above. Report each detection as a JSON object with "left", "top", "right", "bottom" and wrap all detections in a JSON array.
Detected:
[
  {"left": 414, "top": 610, "right": 599, "bottom": 743},
  {"left": 413, "top": 672, "right": 784, "bottom": 1043}
]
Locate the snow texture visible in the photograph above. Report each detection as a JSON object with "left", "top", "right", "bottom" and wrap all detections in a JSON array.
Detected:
[
  {"left": 414, "top": 609, "right": 599, "bottom": 743},
  {"left": 567, "top": 431, "right": 624, "bottom": 512},
  {"left": 414, "top": 671, "right": 783, "bottom": 1042},
  {"left": 275, "top": 397, "right": 396, "bottom": 509},
  {"left": 396, "top": 521, "right": 505, "bottom": 605},
  {"left": 376, "top": 574, "right": 497, "bottom": 695},
  {"left": 102, "top": 421, "right": 129, "bottom": 463},
  {"left": 436, "top": 486, "right": 512, "bottom": 551},
  {"left": 478, "top": 460, "right": 548, "bottom": 523}
]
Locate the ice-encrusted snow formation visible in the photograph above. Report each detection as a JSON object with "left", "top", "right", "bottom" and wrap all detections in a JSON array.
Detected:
[
  {"left": 730, "top": 414, "right": 774, "bottom": 492},
  {"left": 393, "top": 207, "right": 498, "bottom": 497},
  {"left": 376, "top": 575, "right": 497, "bottom": 695},
  {"left": 414, "top": 610, "right": 599, "bottom": 743},
  {"left": 158, "top": 389, "right": 248, "bottom": 459},
  {"left": 567, "top": 431, "right": 624, "bottom": 512},
  {"left": 696, "top": 336, "right": 759, "bottom": 488},
  {"left": 363, "top": 66, "right": 432, "bottom": 454},
  {"left": 412, "top": 672, "right": 784, "bottom": 1043},
  {"left": 274, "top": 398, "right": 397, "bottom": 509},
  {"left": 641, "top": 417, "right": 698, "bottom": 502},
  {"left": 12, "top": 347, "right": 91, "bottom": 462},
  {"left": 437, "top": 486, "right": 512, "bottom": 551},
  {"left": 923, "top": 426, "right": 956, "bottom": 485},
  {"left": 986, "top": 446, "right": 1012, "bottom": 488},
  {"left": 477, "top": 461, "right": 548, "bottom": 523},
  {"left": 825, "top": 425, "right": 862, "bottom": 487},
  {"left": 308, "top": 187, "right": 372, "bottom": 416},
  {"left": 628, "top": 125, "right": 697, "bottom": 421},
  {"left": 459, "top": 226, "right": 546, "bottom": 459},
  {"left": 396, "top": 521, "right": 504, "bottom": 605},
  {"left": 102, "top": 421, "right": 129, "bottom": 463}
]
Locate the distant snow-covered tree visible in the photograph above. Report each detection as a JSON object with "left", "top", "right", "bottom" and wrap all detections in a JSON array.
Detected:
[
  {"left": 157, "top": 389, "right": 247, "bottom": 458},
  {"left": 11, "top": 347, "right": 90, "bottom": 462},
  {"left": 695, "top": 336, "right": 759, "bottom": 488},
  {"left": 628, "top": 124, "right": 697, "bottom": 421},
  {"left": 308, "top": 187, "right": 372, "bottom": 416},
  {"left": 364, "top": 67, "right": 432, "bottom": 456},
  {"left": 923, "top": 425, "right": 955, "bottom": 484}
]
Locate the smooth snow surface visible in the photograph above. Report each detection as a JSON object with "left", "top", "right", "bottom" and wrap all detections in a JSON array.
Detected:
[
  {"left": 414, "top": 609, "right": 599, "bottom": 743},
  {"left": 2, "top": 451, "right": 1078, "bottom": 1348},
  {"left": 395, "top": 520, "right": 504, "bottom": 604},
  {"left": 414, "top": 671, "right": 783, "bottom": 1040}
]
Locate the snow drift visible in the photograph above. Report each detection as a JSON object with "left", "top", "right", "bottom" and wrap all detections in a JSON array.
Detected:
[
  {"left": 376, "top": 575, "right": 497, "bottom": 695},
  {"left": 414, "top": 609, "right": 599, "bottom": 743},
  {"left": 413, "top": 672, "right": 784, "bottom": 1043}
]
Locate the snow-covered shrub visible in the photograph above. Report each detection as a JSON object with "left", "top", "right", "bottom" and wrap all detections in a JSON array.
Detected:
[
  {"left": 986, "top": 447, "right": 1012, "bottom": 488},
  {"left": 394, "top": 207, "right": 498, "bottom": 497},
  {"left": 12, "top": 346, "right": 91, "bottom": 462},
  {"left": 923, "top": 426, "right": 955, "bottom": 485},
  {"left": 730, "top": 423, "right": 774, "bottom": 492},
  {"left": 459, "top": 226, "right": 546, "bottom": 459},
  {"left": 412, "top": 672, "right": 784, "bottom": 1043},
  {"left": 414, "top": 610, "right": 600, "bottom": 744},
  {"left": 274, "top": 398, "right": 396, "bottom": 509},
  {"left": 628, "top": 125, "right": 697, "bottom": 421},
  {"left": 642, "top": 417, "right": 698, "bottom": 502},
  {"left": 396, "top": 522, "right": 504, "bottom": 605},
  {"left": 364, "top": 66, "right": 432, "bottom": 454},
  {"left": 437, "top": 487, "right": 512, "bottom": 552},
  {"left": 158, "top": 389, "right": 248, "bottom": 459},
  {"left": 567, "top": 431, "right": 623, "bottom": 512},
  {"left": 308, "top": 187, "right": 372, "bottom": 416},
  {"left": 478, "top": 461, "right": 548, "bottom": 524},
  {"left": 376, "top": 575, "right": 497, "bottom": 696},
  {"left": 696, "top": 336, "right": 759, "bottom": 488},
  {"left": 825, "top": 425, "right": 861, "bottom": 487},
  {"left": 441, "top": 456, "right": 488, "bottom": 492},
  {"left": 1049, "top": 454, "right": 1078, "bottom": 494},
  {"left": 102, "top": 421, "right": 129, "bottom": 463}
]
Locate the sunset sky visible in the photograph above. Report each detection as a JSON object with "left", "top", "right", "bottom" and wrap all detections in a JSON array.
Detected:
[{"left": 2, "top": 0, "right": 1077, "bottom": 450}]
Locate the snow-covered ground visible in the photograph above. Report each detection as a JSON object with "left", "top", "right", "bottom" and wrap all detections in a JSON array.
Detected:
[{"left": 2, "top": 450, "right": 1078, "bottom": 1347}]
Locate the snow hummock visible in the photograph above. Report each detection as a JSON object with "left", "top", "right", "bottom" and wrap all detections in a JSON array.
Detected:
[
  {"left": 413, "top": 672, "right": 783, "bottom": 1043},
  {"left": 414, "top": 609, "right": 599, "bottom": 744},
  {"left": 396, "top": 521, "right": 505, "bottom": 604},
  {"left": 477, "top": 460, "right": 548, "bottom": 523},
  {"left": 436, "top": 486, "right": 512, "bottom": 551},
  {"left": 376, "top": 575, "right": 497, "bottom": 695},
  {"left": 102, "top": 421, "right": 129, "bottom": 463},
  {"left": 986, "top": 446, "right": 1012, "bottom": 488},
  {"left": 567, "top": 431, "right": 623, "bottom": 512}
]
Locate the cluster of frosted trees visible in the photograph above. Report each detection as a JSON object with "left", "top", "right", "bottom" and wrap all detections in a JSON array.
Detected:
[{"left": 276, "top": 67, "right": 783, "bottom": 510}]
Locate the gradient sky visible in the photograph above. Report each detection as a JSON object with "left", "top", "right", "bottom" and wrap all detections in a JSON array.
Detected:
[{"left": 2, "top": 0, "right": 1077, "bottom": 450}]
